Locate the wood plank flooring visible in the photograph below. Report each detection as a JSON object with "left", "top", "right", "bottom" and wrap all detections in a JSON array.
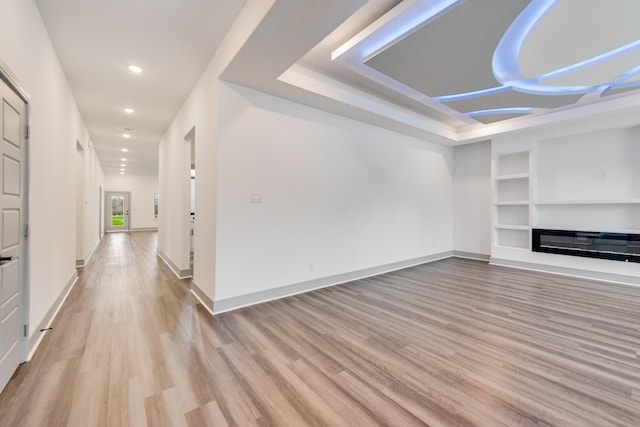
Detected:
[{"left": 1, "top": 231, "right": 640, "bottom": 426}]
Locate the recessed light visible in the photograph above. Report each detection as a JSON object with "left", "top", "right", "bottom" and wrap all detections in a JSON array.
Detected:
[
  {"left": 120, "top": 163, "right": 126, "bottom": 167},
  {"left": 122, "top": 133, "right": 131, "bottom": 139},
  {"left": 120, "top": 171, "right": 125, "bottom": 175},
  {"left": 120, "top": 168, "right": 125, "bottom": 172},
  {"left": 121, "top": 158, "right": 127, "bottom": 161},
  {"left": 123, "top": 108, "right": 134, "bottom": 114},
  {"left": 128, "top": 65, "right": 143, "bottom": 73},
  {"left": 121, "top": 148, "right": 128, "bottom": 152}
]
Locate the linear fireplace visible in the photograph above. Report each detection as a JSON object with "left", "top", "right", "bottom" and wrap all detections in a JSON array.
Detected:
[{"left": 532, "top": 229, "right": 640, "bottom": 263}]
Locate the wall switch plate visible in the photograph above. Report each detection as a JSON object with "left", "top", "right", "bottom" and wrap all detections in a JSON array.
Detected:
[{"left": 249, "top": 193, "right": 263, "bottom": 204}]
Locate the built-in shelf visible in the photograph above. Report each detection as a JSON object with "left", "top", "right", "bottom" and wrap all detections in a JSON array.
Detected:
[
  {"left": 496, "top": 151, "right": 529, "bottom": 176},
  {"left": 495, "top": 228, "right": 530, "bottom": 249},
  {"left": 494, "top": 245, "right": 530, "bottom": 251},
  {"left": 495, "top": 224, "right": 529, "bottom": 230},
  {"left": 493, "top": 150, "right": 531, "bottom": 251},
  {"left": 495, "top": 201, "right": 529, "bottom": 206},
  {"left": 534, "top": 199, "right": 640, "bottom": 205},
  {"left": 495, "top": 173, "right": 529, "bottom": 181}
]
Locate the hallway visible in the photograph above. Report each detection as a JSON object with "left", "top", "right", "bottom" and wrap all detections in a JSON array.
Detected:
[
  {"left": 0, "top": 232, "right": 204, "bottom": 426},
  {"left": 2, "top": 232, "right": 640, "bottom": 426}
]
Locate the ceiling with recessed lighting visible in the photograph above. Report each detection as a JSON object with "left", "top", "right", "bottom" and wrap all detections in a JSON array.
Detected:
[
  {"left": 35, "top": 0, "right": 246, "bottom": 175},
  {"left": 35, "top": 0, "right": 640, "bottom": 167},
  {"left": 222, "top": 0, "right": 640, "bottom": 143}
]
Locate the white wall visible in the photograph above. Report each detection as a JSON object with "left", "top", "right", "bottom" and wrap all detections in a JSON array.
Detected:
[
  {"left": 0, "top": 0, "right": 103, "bottom": 337},
  {"left": 536, "top": 127, "right": 640, "bottom": 202},
  {"left": 453, "top": 141, "right": 491, "bottom": 256},
  {"left": 158, "top": 0, "right": 275, "bottom": 289},
  {"left": 105, "top": 173, "right": 159, "bottom": 230},
  {"left": 214, "top": 83, "right": 453, "bottom": 301},
  {"left": 76, "top": 140, "right": 105, "bottom": 264},
  {"left": 158, "top": 0, "right": 453, "bottom": 306},
  {"left": 82, "top": 140, "right": 106, "bottom": 255}
]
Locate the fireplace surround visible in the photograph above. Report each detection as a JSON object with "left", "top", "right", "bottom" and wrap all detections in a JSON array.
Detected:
[{"left": 532, "top": 229, "right": 640, "bottom": 263}]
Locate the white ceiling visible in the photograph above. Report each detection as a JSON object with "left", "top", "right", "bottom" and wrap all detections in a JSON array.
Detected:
[
  {"left": 35, "top": 0, "right": 246, "bottom": 175},
  {"left": 36, "top": 0, "right": 640, "bottom": 174}
]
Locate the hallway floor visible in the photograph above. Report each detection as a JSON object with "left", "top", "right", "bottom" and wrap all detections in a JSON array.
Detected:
[{"left": 1, "top": 231, "right": 640, "bottom": 426}]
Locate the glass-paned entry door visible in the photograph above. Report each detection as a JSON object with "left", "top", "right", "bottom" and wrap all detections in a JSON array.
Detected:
[{"left": 105, "top": 192, "right": 130, "bottom": 231}]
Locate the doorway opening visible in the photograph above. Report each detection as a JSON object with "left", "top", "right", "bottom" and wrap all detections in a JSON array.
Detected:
[
  {"left": 75, "top": 141, "right": 84, "bottom": 266},
  {"left": 186, "top": 128, "right": 195, "bottom": 272},
  {"left": 105, "top": 191, "right": 131, "bottom": 232}
]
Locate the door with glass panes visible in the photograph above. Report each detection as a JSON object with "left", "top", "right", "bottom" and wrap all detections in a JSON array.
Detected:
[{"left": 105, "top": 192, "right": 130, "bottom": 231}]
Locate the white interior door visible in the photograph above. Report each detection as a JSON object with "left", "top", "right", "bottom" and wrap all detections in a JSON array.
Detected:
[
  {"left": 0, "top": 78, "right": 27, "bottom": 392},
  {"left": 105, "top": 192, "right": 130, "bottom": 232}
]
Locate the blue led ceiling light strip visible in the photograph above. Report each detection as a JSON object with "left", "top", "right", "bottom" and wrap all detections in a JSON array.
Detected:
[
  {"left": 436, "top": 86, "right": 511, "bottom": 102},
  {"left": 332, "top": 0, "right": 640, "bottom": 124},
  {"left": 357, "top": 0, "right": 462, "bottom": 61},
  {"left": 467, "top": 107, "right": 534, "bottom": 117},
  {"left": 492, "top": 0, "right": 559, "bottom": 85},
  {"left": 539, "top": 40, "right": 640, "bottom": 82},
  {"left": 493, "top": 0, "right": 640, "bottom": 96}
]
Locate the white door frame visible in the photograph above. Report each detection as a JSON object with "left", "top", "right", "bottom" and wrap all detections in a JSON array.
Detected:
[
  {"left": 105, "top": 191, "right": 131, "bottom": 232},
  {"left": 0, "top": 60, "right": 31, "bottom": 366}
]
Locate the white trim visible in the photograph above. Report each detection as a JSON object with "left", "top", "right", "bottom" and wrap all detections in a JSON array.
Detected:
[
  {"left": 156, "top": 248, "right": 192, "bottom": 279},
  {"left": 27, "top": 272, "right": 79, "bottom": 361},
  {"left": 490, "top": 257, "right": 640, "bottom": 287},
  {"left": 75, "top": 238, "right": 101, "bottom": 267},
  {"left": 190, "top": 283, "right": 214, "bottom": 317},
  {"left": 213, "top": 251, "right": 454, "bottom": 314},
  {"left": 0, "top": 59, "right": 31, "bottom": 102},
  {"left": 452, "top": 251, "right": 490, "bottom": 261}
]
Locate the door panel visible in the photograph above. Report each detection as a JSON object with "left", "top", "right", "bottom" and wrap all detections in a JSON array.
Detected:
[
  {"left": 0, "top": 78, "right": 26, "bottom": 392},
  {"left": 2, "top": 210, "right": 20, "bottom": 248},
  {"left": 105, "top": 192, "right": 130, "bottom": 231},
  {"left": 3, "top": 156, "right": 20, "bottom": 195},
  {"left": 2, "top": 100, "right": 20, "bottom": 147},
  {"left": 1, "top": 260, "right": 19, "bottom": 302}
]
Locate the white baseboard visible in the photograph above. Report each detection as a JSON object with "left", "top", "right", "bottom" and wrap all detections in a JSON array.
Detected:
[
  {"left": 212, "top": 251, "right": 454, "bottom": 314},
  {"left": 27, "top": 271, "right": 79, "bottom": 361},
  {"left": 190, "top": 281, "right": 214, "bottom": 316},
  {"left": 452, "top": 251, "right": 490, "bottom": 261},
  {"left": 75, "top": 238, "right": 101, "bottom": 267},
  {"left": 156, "top": 248, "right": 192, "bottom": 279},
  {"left": 490, "top": 257, "right": 640, "bottom": 287}
]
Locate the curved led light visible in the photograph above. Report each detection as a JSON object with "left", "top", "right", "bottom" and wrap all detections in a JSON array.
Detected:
[
  {"left": 602, "top": 80, "right": 640, "bottom": 96},
  {"left": 437, "top": 86, "right": 511, "bottom": 102},
  {"left": 467, "top": 107, "right": 534, "bottom": 117},
  {"left": 493, "top": 0, "right": 640, "bottom": 96},
  {"left": 612, "top": 65, "right": 640, "bottom": 85},
  {"left": 492, "top": 0, "right": 558, "bottom": 85},
  {"left": 539, "top": 40, "right": 640, "bottom": 82},
  {"left": 332, "top": 0, "right": 640, "bottom": 126}
]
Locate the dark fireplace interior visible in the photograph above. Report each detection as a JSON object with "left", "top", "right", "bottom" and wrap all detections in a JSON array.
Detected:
[{"left": 532, "top": 229, "right": 640, "bottom": 263}]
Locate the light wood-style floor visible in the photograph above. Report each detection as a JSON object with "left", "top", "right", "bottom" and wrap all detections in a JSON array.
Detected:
[{"left": 1, "top": 232, "right": 640, "bottom": 426}]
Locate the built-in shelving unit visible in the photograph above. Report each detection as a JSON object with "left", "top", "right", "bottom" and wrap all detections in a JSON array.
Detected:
[
  {"left": 493, "top": 151, "right": 530, "bottom": 249},
  {"left": 533, "top": 132, "right": 640, "bottom": 236},
  {"left": 491, "top": 126, "right": 640, "bottom": 283},
  {"left": 534, "top": 199, "right": 640, "bottom": 205}
]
